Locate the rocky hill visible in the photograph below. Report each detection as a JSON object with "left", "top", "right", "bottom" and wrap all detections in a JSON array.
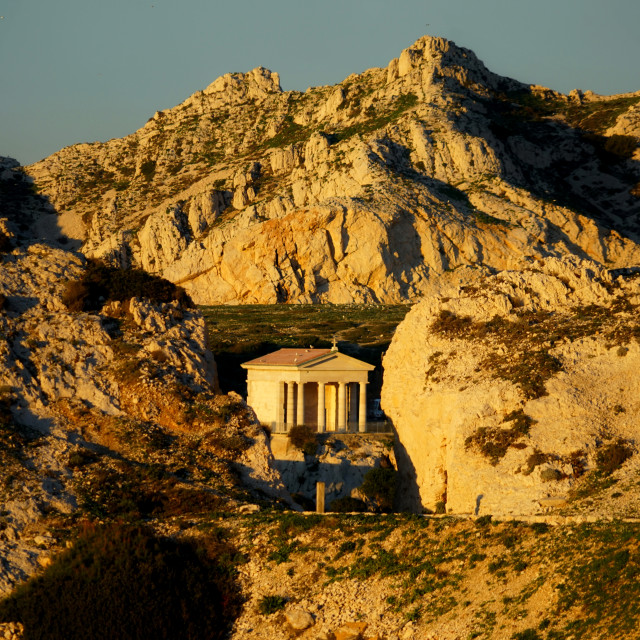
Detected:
[
  {"left": 382, "top": 255, "right": 640, "bottom": 517},
  {"left": 23, "top": 36, "right": 640, "bottom": 304},
  {"left": 0, "top": 157, "right": 288, "bottom": 598}
]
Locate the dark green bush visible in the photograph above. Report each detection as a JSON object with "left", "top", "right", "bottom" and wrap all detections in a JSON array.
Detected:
[
  {"left": 140, "top": 160, "right": 156, "bottom": 181},
  {"left": 0, "top": 231, "right": 13, "bottom": 253},
  {"left": 329, "top": 496, "right": 368, "bottom": 513},
  {"left": 257, "top": 595, "right": 287, "bottom": 615},
  {"left": 512, "top": 630, "right": 542, "bottom": 640},
  {"left": 0, "top": 523, "right": 241, "bottom": 640},
  {"left": 596, "top": 440, "right": 633, "bottom": 476},
  {"left": 360, "top": 467, "right": 397, "bottom": 512},
  {"left": 62, "top": 259, "right": 192, "bottom": 312},
  {"left": 287, "top": 424, "right": 317, "bottom": 456},
  {"left": 291, "top": 493, "right": 316, "bottom": 511}
]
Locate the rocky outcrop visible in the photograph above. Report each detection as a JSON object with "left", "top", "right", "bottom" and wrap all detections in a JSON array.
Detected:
[
  {"left": 22, "top": 36, "right": 640, "bottom": 304},
  {"left": 0, "top": 164, "right": 289, "bottom": 597},
  {"left": 382, "top": 256, "right": 640, "bottom": 516},
  {"left": 270, "top": 434, "right": 395, "bottom": 507}
]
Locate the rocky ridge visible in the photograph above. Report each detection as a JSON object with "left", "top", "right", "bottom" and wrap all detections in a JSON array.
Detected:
[
  {"left": 382, "top": 255, "right": 640, "bottom": 517},
  {"left": 23, "top": 36, "right": 640, "bottom": 304},
  {"left": 0, "top": 159, "right": 288, "bottom": 598}
]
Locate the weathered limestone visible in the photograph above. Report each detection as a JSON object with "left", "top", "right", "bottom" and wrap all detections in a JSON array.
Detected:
[
  {"left": 22, "top": 36, "right": 640, "bottom": 306},
  {"left": 382, "top": 256, "right": 640, "bottom": 516}
]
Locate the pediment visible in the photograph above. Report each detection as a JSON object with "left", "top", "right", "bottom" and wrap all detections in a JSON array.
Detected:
[{"left": 300, "top": 352, "right": 375, "bottom": 372}]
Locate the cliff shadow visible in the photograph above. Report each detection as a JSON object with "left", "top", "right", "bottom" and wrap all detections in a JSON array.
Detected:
[
  {"left": 392, "top": 435, "right": 423, "bottom": 513},
  {"left": 444, "top": 80, "right": 640, "bottom": 244},
  {"left": 0, "top": 159, "right": 83, "bottom": 251}
]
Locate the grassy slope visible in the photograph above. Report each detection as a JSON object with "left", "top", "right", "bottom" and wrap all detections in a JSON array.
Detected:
[
  {"left": 200, "top": 303, "right": 411, "bottom": 396},
  {"left": 218, "top": 512, "right": 640, "bottom": 640}
]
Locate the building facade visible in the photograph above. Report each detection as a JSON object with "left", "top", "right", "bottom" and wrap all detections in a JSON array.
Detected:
[{"left": 241, "top": 346, "right": 375, "bottom": 433}]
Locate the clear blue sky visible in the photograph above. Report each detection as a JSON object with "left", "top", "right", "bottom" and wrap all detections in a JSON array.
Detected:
[{"left": 1, "top": 0, "right": 639, "bottom": 166}]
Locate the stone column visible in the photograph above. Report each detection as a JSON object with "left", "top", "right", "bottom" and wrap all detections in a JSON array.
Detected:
[
  {"left": 349, "top": 382, "right": 358, "bottom": 431},
  {"left": 276, "top": 380, "right": 285, "bottom": 432},
  {"left": 286, "top": 382, "right": 295, "bottom": 429},
  {"left": 317, "top": 382, "right": 326, "bottom": 433},
  {"left": 338, "top": 382, "right": 347, "bottom": 432},
  {"left": 297, "top": 381, "right": 305, "bottom": 426},
  {"left": 358, "top": 381, "right": 367, "bottom": 433}
]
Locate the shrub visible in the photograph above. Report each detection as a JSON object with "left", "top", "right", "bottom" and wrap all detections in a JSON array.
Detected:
[
  {"left": 360, "top": 467, "right": 397, "bottom": 512},
  {"left": 287, "top": 424, "right": 317, "bottom": 456},
  {"left": 257, "top": 595, "right": 287, "bottom": 616},
  {"left": 140, "top": 160, "right": 156, "bottom": 181},
  {"left": 596, "top": 440, "right": 633, "bottom": 476},
  {"left": 0, "top": 523, "right": 241, "bottom": 640},
  {"left": 291, "top": 493, "right": 316, "bottom": 511},
  {"left": 328, "top": 496, "right": 368, "bottom": 513},
  {"left": 512, "top": 630, "right": 542, "bottom": 640},
  {"left": 0, "top": 232, "right": 12, "bottom": 253},
  {"left": 62, "top": 259, "right": 192, "bottom": 312},
  {"left": 604, "top": 134, "right": 638, "bottom": 159}
]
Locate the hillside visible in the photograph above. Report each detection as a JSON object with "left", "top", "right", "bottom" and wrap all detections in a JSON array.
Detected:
[
  {"left": 0, "top": 158, "right": 288, "bottom": 599},
  {"left": 382, "top": 255, "right": 640, "bottom": 519},
  {"left": 24, "top": 36, "right": 640, "bottom": 304}
]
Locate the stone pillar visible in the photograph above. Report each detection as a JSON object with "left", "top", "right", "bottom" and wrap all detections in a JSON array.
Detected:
[
  {"left": 359, "top": 381, "right": 367, "bottom": 433},
  {"left": 276, "top": 380, "right": 285, "bottom": 432},
  {"left": 338, "top": 382, "right": 347, "bottom": 432},
  {"left": 349, "top": 382, "right": 358, "bottom": 431},
  {"left": 316, "top": 482, "right": 325, "bottom": 514},
  {"left": 317, "top": 382, "right": 326, "bottom": 433},
  {"left": 297, "top": 382, "right": 305, "bottom": 426},
  {"left": 286, "top": 382, "right": 295, "bottom": 429}
]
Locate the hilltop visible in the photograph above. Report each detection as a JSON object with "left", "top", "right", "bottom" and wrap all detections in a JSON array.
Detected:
[{"left": 23, "top": 35, "right": 640, "bottom": 304}]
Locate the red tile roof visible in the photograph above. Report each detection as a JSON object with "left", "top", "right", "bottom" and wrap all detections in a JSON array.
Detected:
[{"left": 242, "top": 348, "right": 333, "bottom": 366}]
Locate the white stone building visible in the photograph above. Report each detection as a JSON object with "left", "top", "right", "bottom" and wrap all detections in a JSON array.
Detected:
[{"left": 241, "top": 346, "right": 375, "bottom": 433}]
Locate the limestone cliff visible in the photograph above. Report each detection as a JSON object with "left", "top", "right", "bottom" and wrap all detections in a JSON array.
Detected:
[
  {"left": 22, "top": 37, "right": 640, "bottom": 303},
  {"left": 382, "top": 256, "right": 640, "bottom": 516},
  {"left": 0, "top": 159, "right": 288, "bottom": 596}
]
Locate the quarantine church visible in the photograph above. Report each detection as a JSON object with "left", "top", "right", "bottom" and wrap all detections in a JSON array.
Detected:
[{"left": 241, "top": 344, "right": 375, "bottom": 433}]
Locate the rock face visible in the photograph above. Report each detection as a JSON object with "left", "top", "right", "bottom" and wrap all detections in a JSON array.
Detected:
[
  {"left": 0, "top": 162, "right": 289, "bottom": 597},
  {"left": 381, "top": 256, "right": 640, "bottom": 516},
  {"left": 270, "top": 434, "right": 395, "bottom": 508},
  {"left": 22, "top": 36, "right": 640, "bottom": 304}
]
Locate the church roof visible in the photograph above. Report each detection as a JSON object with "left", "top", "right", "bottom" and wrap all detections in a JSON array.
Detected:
[{"left": 242, "top": 348, "right": 332, "bottom": 366}]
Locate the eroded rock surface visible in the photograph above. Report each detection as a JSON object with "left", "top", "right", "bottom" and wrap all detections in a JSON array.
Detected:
[
  {"left": 22, "top": 36, "right": 640, "bottom": 304},
  {"left": 382, "top": 256, "right": 640, "bottom": 516}
]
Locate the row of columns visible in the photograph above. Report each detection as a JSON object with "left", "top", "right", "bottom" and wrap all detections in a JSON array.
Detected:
[{"left": 280, "top": 380, "right": 367, "bottom": 433}]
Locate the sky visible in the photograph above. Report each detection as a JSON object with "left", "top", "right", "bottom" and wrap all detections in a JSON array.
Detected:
[{"left": 1, "top": 0, "right": 639, "bottom": 166}]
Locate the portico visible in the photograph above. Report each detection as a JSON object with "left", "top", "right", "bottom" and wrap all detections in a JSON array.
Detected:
[{"left": 241, "top": 346, "right": 375, "bottom": 433}]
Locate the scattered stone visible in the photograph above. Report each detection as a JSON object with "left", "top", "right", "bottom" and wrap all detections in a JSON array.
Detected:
[{"left": 285, "top": 606, "right": 315, "bottom": 631}]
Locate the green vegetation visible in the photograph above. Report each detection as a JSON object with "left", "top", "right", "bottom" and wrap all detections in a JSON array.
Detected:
[
  {"left": 504, "top": 91, "right": 640, "bottom": 137},
  {"left": 431, "top": 300, "right": 640, "bottom": 400},
  {"left": 287, "top": 424, "right": 318, "bottom": 456},
  {"left": 199, "top": 303, "right": 410, "bottom": 395},
  {"left": 0, "top": 523, "right": 242, "bottom": 640},
  {"left": 63, "top": 259, "right": 192, "bottom": 312},
  {"left": 263, "top": 115, "right": 307, "bottom": 149},
  {"left": 140, "top": 160, "right": 157, "bottom": 181},
  {"left": 595, "top": 439, "right": 633, "bottom": 476},
  {"left": 332, "top": 93, "right": 419, "bottom": 143},
  {"left": 257, "top": 595, "right": 287, "bottom": 615},
  {"left": 234, "top": 512, "right": 640, "bottom": 636},
  {"left": 360, "top": 467, "right": 397, "bottom": 512},
  {"left": 465, "top": 410, "right": 536, "bottom": 465}
]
